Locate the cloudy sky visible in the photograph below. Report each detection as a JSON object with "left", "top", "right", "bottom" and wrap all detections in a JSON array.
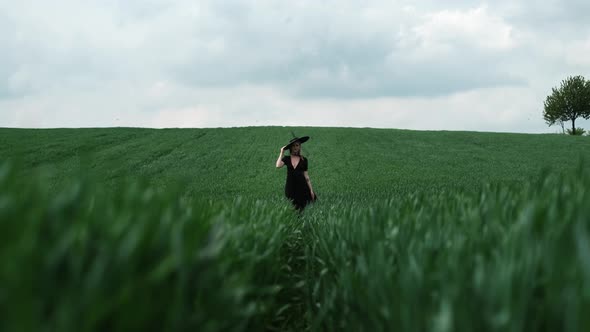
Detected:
[{"left": 2, "top": 0, "right": 590, "bottom": 133}]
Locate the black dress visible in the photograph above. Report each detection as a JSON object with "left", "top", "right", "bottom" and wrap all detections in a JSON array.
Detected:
[{"left": 282, "top": 155, "right": 313, "bottom": 210}]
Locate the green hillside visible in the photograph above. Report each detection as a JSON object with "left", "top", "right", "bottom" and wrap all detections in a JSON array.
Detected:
[
  {"left": 1, "top": 127, "right": 589, "bottom": 332},
  {"left": 2, "top": 126, "right": 588, "bottom": 198}
]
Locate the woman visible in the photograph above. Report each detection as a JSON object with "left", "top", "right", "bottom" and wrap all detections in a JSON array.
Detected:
[{"left": 275, "top": 136, "right": 316, "bottom": 211}]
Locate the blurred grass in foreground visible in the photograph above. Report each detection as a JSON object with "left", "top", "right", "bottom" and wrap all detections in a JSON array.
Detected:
[
  {"left": 0, "top": 161, "right": 302, "bottom": 332},
  {"left": 302, "top": 164, "right": 590, "bottom": 332},
  {"left": 1, "top": 160, "right": 590, "bottom": 331}
]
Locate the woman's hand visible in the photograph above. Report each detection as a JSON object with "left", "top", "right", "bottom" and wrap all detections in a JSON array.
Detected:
[
  {"left": 310, "top": 191, "right": 315, "bottom": 200},
  {"left": 276, "top": 146, "right": 287, "bottom": 168}
]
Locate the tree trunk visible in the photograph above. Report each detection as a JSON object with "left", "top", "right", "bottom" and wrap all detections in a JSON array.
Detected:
[
  {"left": 560, "top": 120, "right": 565, "bottom": 134},
  {"left": 572, "top": 119, "right": 576, "bottom": 135}
]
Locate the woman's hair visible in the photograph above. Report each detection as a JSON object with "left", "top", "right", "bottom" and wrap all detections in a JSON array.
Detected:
[{"left": 288, "top": 145, "right": 304, "bottom": 159}]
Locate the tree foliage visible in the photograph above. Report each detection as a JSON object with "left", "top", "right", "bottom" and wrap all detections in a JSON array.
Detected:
[{"left": 543, "top": 75, "right": 590, "bottom": 135}]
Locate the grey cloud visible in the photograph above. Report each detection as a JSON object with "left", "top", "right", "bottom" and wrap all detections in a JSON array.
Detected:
[
  {"left": 0, "top": 3, "right": 160, "bottom": 99},
  {"left": 0, "top": 1, "right": 548, "bottom": 100},
  {"left": 291, "top": 69, "right": 524, "bottom": 99},
  {"left": 507, "top": 0, "right": 590, "bottom": 26},
  {"left": 417, "top": 0, "right": 590, "bottom": 23},
  {"left": 174, "top": 24, "right": 524, "bottom": 98},
  {"left": 115, "top": 0, "right": 173, "bottom": 20}
]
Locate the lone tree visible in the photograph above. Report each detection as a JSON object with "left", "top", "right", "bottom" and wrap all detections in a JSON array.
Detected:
[{"left": 543, "top": 75, "right": 590, "bottom": 135}]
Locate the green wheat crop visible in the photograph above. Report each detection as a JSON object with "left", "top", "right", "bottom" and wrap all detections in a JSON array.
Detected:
[{"left": 1, "top": 127, "right": 589, "bottom": 331}]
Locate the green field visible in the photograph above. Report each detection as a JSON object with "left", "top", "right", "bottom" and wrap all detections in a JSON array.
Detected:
[{"left": 1, "top": 126, "right": 590, "bottom": 331}]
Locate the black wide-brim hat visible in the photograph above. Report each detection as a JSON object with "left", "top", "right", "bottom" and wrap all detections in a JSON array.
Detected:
[{"left": 285, "top": 136, "right": 309, "bottom": 149}]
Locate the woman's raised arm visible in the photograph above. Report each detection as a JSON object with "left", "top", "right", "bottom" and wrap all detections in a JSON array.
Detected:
[{"left": 276, "top": 146, "right": 286, "bottom": 168}]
